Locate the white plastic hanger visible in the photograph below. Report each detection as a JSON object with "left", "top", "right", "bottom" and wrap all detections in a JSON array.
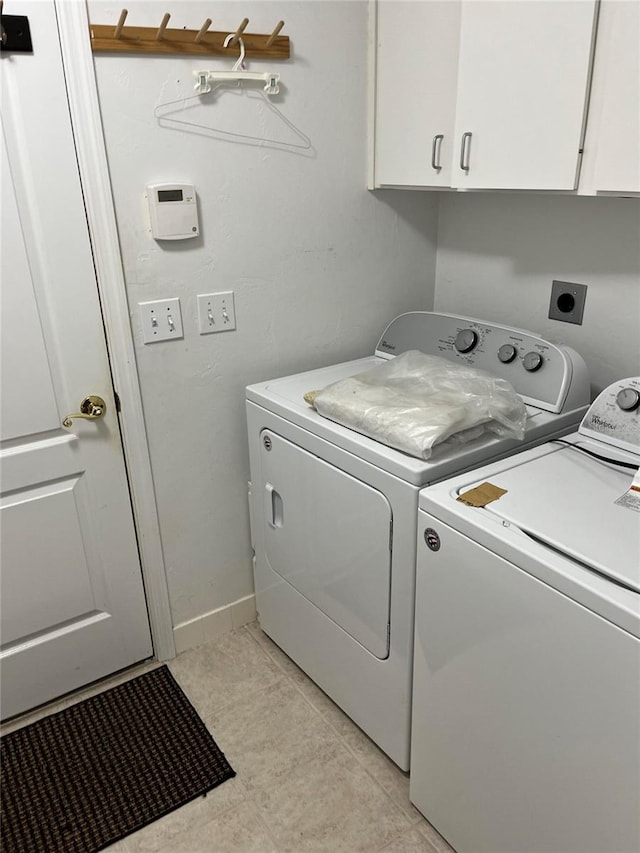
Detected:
[
  {"left": 153, "top": 35, "right": 312, "bottom": 153},
  {"left": 194, "top": 34, "right": 281, "bottom": 96}
]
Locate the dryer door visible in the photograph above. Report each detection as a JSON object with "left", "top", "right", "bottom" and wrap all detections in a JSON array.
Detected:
[{"left": 259, "top": 430, "right": 392, "bottom": 659}]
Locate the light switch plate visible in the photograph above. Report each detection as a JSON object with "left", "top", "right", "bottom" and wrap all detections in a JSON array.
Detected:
[
  {"left": 197, "top": 292, "right": 236, "bottom": 334},
  {"left": 139, "top": 298, "right": 184, "bottom": 343}
]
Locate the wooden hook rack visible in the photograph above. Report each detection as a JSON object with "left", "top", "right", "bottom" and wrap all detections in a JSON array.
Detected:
[{"left": 90, "top": 10, "right": 290, "bottom": 60}]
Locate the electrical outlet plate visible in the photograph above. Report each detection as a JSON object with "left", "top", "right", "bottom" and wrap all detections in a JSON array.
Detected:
[
  {"left": 197, "top": 291, "right": 236, "bottom": 334},
  {"left": 139, "top": 297, "right": 184, "bottom": 343},
  {"left": 548, "top": 280, "right": 588, "bottom": 325}
]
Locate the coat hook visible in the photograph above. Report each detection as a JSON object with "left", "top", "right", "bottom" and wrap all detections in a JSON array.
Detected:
[
  {"left": 194, "top": 18, "right": 212, "bottom": 43},
  {"left": 228, "top": 17, "right": 249, "bottom": 46},
  {"left": 114, "top": 8, "right": 128, "bottom": 39},
  {"left": 266, "top": 20, "right": 284, "bottom": 48},
  {"left": 156, "top": 12, "right": 170, "bottom": 41}
]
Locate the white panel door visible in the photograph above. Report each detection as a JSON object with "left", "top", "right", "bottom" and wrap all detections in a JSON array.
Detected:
[
  {"left": 451, "top": 0, "right": 598, "bottom": 190},
  {"left": 0, "top": 1, "right": 152, "bottom": 720},
  {"left": 374, "top": 1, "right": 461, "bottom": 187}
]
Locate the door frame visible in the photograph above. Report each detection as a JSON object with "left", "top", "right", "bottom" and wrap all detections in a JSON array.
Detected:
[{"left": 55, "top": 0, "right": 175, "bottom": 661}]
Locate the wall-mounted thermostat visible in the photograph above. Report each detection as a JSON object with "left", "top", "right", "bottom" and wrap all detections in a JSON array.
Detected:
[{"left": 145, "top": 183, "right": 199, "bottom": 240}]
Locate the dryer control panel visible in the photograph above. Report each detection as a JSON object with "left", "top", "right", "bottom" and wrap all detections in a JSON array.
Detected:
[
  {"left": 580, "top": 377, "right": 640, "bottom": 454},
  {"left": 375, "top": 312, "right": 589, "bottom": 413}
]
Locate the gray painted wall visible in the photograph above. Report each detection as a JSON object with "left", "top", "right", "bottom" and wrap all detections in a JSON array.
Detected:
[
  {"left": 435, "top": 193, "right": 640, "bottom": 395},
  {"left": 91, "top": 0, "right": 439, "bottom": 625}
]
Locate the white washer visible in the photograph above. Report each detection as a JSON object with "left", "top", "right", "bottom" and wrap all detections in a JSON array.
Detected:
[
  {"left": 246, "top": 312, "right": 590, "bottom": 770},
  {"left": 411, "top": 377, "right": 640, "bottom": 852}
]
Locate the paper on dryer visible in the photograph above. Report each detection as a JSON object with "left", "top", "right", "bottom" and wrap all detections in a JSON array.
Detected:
[{"left": 304, "top": 351, "right": 527, "bottom": 460}]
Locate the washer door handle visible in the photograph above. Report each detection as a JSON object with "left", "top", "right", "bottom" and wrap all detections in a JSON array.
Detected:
[{"left": 265, "top": 482, "right": 284, "bottom": 529}]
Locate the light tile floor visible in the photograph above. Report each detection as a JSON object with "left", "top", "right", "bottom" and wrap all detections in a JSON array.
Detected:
[{"left": 2, "top": 622, "right": 455, "bottom": 853}]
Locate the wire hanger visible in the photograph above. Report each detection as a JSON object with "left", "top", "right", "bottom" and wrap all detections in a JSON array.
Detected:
[{"left": 153, "top": 35, "right": 313, "bottom": 154}]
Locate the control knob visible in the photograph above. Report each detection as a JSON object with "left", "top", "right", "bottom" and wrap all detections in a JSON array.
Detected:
[
  {"left": 455, "top": 329, "right": 478, "bottom": 353},
  {"left": 497, "top": 344, "right": 517, "bottom": 364},
  {"left": 616, "top": 387, "right": 640, "bottom": 412},
  {"left": 523, "top": 351, "right": 543, "bottom": 372}
]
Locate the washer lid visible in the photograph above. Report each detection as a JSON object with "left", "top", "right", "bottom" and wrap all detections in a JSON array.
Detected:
[{"left": 480, "top": 442, "right": 640, "bottom": 592}]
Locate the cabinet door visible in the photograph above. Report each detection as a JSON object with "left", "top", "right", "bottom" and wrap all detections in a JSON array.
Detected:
[
  {"left": 592, "top": 1, "right": 640, "bottom": 194},
  {"left": 451, "top": 0, "right": 598, "bottom": 190},
  {"left": 374, "top": 1, "right": 461, "bottom": 187}
]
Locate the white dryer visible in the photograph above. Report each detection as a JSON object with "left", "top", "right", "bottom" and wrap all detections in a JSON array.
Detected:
[
  {"left": 411, "top": 377, "right": 640, "bottom": 852},
  {"left": 246, "top": 312, "right": 590, "bottom": 770}
]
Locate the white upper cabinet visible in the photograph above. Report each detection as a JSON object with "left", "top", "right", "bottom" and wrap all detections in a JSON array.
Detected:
[
  {"left": 590, "top": 1, "right": 640, "bottom": 194},
  {"left": 373, "top": 0, "right": 599, "bottom": 191},
  {"left": 374, "top": 1, "right": 461, "bottom": 187},
  {"left": 452, "top": 1, "right": 597, "bottom": 190}
]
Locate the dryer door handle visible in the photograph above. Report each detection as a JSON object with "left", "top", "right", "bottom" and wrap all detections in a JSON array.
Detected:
[{"left": 265, "top": 483, "right": 284, "bottom": 529}]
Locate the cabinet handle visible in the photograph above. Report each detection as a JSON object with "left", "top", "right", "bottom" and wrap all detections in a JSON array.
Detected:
[
  {"left": 431, "top": 134, "right": 444, "bottom": 171},
  {"left": 460, "top": 132, "right": 472, "bottom": 172}
]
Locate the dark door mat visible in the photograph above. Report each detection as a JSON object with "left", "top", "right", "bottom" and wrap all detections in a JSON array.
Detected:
[{"left": 0, "top": 664, "right": 235, "bottom": 852}]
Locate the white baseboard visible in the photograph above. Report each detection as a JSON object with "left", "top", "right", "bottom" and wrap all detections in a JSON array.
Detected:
[{"left": 173, "top": 595, "right": 257, "bottom": 654}]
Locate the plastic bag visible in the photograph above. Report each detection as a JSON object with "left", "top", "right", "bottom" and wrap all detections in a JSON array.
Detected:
[{"left": 304, "top": 350, "right": 527, "bottom": 460}]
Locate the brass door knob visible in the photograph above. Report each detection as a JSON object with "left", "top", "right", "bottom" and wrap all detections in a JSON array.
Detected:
[{"left": 62, "top": 395, "right": 107, "bottom": 428}]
